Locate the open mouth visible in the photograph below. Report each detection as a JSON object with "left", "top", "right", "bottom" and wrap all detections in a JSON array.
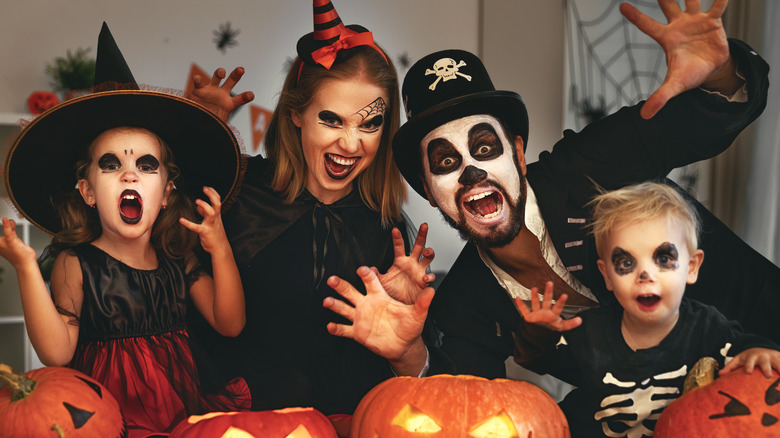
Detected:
[
  {"left": 119, "top": 190, "right": 143, "bottom": 225},
  {"left": 324, "top": 153, "right": 360, "bottom": 180},
  {"left": 636, "top": 294, "right": 661, "bottom": 309},
  {"left": 462, "top": 189, "right": 504, "bottom": 220}
]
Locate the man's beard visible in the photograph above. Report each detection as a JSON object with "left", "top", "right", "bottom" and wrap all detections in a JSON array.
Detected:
[{"left": 438, "top": 173, "right": 527, "bottom": 249}]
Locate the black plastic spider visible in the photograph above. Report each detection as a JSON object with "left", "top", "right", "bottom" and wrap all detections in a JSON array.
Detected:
[{"left": 213, "top": 22, "right": 240, "bottom": 54}]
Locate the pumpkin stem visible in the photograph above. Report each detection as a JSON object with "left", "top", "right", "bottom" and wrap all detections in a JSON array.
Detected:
[
  {"left": 0, "top": 363, "right": 37, "bottom": 402},
  {"left": 51, "top": 424, "right": 65, "bottom": 438},
  {"left": 683, "top": 356, "right": 718, "bottom": 394},
  {"left": 50, "top": 424, "right": 65, "bottom": 438}
]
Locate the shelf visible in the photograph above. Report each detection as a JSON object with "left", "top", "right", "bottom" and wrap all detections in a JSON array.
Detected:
[
  {"left": 0, "top": 316, "right": 24, "bottom": 324},
  {"left": 0, "top": 113, "right": 32, "bottom": 126}
]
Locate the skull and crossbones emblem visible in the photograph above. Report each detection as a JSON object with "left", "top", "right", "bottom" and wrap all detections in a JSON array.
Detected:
[{"left": 426, "top": 58, "right": 472, "bottom": 90}]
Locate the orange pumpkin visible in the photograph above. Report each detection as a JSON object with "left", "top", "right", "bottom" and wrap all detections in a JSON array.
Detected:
[
  {"left": 655, "top": 362, "right": 780, "bottom": 437},
  {"left": 0, "top": 363, "right": 126, "bottom": 438},
  {"left": 350, "top": 374, "right": 570, "bottom": 437},
  {"left": 170, "top": 407, "right": 339, "bottom": 438}
]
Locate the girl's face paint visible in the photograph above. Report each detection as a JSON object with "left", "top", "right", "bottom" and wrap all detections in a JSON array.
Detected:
[
  {"left": 78, "top": 128, "right": 173, "bottom": 242},
  {"left": 292, "top": 77, "right": 388, "bottom": 204},
  {"left": 420, "top": 115, "right": 525, "bottom": 247},
  {"left": 596, "top": 217, "right": 703, "bottom": 330}
]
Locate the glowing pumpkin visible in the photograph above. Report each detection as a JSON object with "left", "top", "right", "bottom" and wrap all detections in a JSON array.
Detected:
[
  {"left": 655, "top": 357, "right": 780, "bottom": 437},
  {"left": 169, "top": 407, "right": 339, "bottom": 438},
  {"left": 0, "top": 363, "right": 126, "bottom": 438},
  {"left": 350, "top": 374, "right": 570, "bottom": 437}
]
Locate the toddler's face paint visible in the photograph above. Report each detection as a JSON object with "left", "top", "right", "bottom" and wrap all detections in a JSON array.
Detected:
[{"left": 597, "top": 217, "right": 702, "bottom": 331}]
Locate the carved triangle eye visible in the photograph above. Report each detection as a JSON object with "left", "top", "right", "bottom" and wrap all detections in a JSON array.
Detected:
[
  {"left": 391, "top": 404, "right": 442, "bottom": 433},
  {"left": 63, "top": 402, "right": 95, "bottom": 429},
  {"left": 468, "top": 410, "right": 520, "bottom": 438}
]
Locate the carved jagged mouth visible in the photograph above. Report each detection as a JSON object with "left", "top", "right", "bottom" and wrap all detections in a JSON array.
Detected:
[
  {"left": 324, "top": 153, "right": 360, "bottom": 180},
  {"left": 463, "top": 190, "right": 503, "bottom": 220},
  {"left": 119, "top": 190, "right": 142, "bottom": 225}
]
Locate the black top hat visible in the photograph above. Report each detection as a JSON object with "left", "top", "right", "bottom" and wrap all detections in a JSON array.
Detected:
[
  {"left": 4, "top": 22, "right": 242, "bottom": 235},
  {"left": 296, "top": 0, "right": 387, "bottom": 70},
  {"left": 393, "top": 49, "right": 529, "bottom": 199}
]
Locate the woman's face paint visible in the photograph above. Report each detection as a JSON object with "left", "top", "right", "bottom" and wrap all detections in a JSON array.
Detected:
[
  {"left": 78, "top": 127, "right": 173, "bottom": 241},
  {"left": 292, "top": 77, "right": 388, "bottom": 204},
  {"left": 420, "top": 115, "right": 526, "bottom": 248},
  {"left": 597, "top": 217, "right": 703, "bottom": 329}
]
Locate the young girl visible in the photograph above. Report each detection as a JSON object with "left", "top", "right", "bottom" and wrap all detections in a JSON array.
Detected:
[{"left": 1, "top": 23, "right": 249, "bottom": 437}]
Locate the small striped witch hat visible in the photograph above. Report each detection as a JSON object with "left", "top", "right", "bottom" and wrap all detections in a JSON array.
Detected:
[{"left": 296, "top": 0, "right": 387, "bottom": 69}]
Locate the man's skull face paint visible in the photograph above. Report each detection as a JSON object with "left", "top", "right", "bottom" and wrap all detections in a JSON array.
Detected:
[{"left": 421, "top": 114, "right": 526, "bottom": 247}]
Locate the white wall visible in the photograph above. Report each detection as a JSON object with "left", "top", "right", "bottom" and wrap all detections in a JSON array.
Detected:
[{"left": 1, "top": 0, "right": 572, "bottom": 275}]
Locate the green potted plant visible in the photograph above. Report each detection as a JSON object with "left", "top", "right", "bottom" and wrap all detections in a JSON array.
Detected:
[{"left": 45, "top": 47, "right": 96, "bottom": 100}]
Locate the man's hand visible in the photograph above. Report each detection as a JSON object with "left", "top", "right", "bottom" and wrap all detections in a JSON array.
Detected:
[{"left": 621, "top": 0, "right": 735, "bottom": 119}]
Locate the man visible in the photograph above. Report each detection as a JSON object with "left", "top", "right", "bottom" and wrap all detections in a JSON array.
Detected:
[{"left": 324, "top": 0, "right": 778, "bottom": 382}]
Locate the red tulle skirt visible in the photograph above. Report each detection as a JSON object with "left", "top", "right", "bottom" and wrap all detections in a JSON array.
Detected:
[{"left": 70, "top": 329, "right": 251, "bottom": 438}]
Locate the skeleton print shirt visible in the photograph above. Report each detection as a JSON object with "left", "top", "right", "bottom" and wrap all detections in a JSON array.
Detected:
[{"left": 523, "top": 298, "right": 777, "bottom": 437}]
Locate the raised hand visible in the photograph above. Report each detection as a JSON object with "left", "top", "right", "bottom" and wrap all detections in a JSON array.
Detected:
[
  {"left": 188, "top": 67, "right": 255, "bottom": 122},
  {"left": 621, "top": 0, "right": 734, "bottom": 119},
  {"left": 179, "top": 186, "right": 230, "bottom": 256},
  {"left": 324, "top": 266, "right": 434, "bottom": 362},
  {"left": 0, "top": 218, "right": 38, "bottom": 269},
  {"left": 372, "top": 223, "right": 435, "bottom": 305},
  {"left": 515, "top": 281, "right": 582, "bottom": 332}
]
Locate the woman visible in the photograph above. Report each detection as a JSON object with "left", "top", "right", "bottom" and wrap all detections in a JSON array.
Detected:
[{"left": 189, "top": 0, "right": 434, "bottom": 416}]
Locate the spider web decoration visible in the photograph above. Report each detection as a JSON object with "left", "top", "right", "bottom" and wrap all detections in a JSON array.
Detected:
[
  {"left": 564, "top": 0, "right": 668, "bottom": 130},
  {"left": 563, "top": 0, "right": 716, "bottom": 195}
]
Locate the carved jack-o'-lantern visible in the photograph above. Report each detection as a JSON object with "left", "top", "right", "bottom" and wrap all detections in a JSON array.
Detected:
[
  {"left": 0, "top": 363, "right": 126, "bottom": 438},
  {"left": 169, "top": 407, "right": 339, "bottom": 438},
  {"left": 350, "top": 374, "right": 570, "bottom": 437},
  {"left": 655, "top": 357, "right": 780, "bottom": 437}
]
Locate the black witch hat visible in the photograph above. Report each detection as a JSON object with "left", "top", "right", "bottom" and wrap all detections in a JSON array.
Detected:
[{"left": 4, "top": 22, "right": 242, "bottom": 235}]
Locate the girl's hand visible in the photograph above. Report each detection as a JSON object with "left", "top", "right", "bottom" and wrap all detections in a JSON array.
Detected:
[
  {"left": 179, "top": 187, "right": 230, "bottom": 256},
  {"left": 0, "top": 218, "right": 38, "bottom": 269},
  {"left": 187, "top": 67, "right": 255, "bottom": 122},
  {"left": 372, "top": 223, "right": 435, "bottom": 305},
  {"left": 515, "top": 281, "right": 582, "bottom": 332},
  {"left": 720, "top": 347, "right": 780, "bottom": 379}
]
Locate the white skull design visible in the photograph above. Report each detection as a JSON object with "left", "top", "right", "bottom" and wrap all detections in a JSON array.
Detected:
[{"left": 425, "top": 58, "right": 472, "bottom": 90}]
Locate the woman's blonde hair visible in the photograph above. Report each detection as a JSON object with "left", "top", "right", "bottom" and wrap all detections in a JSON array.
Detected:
[
  {"left": 50, "top": 127, "right": 198, "bottom": 259},
  {"left": 588, "top": 181, "right": 700, "bottom": 259},
  {"left": 265, "top": 45, "right": 404, "bottom": 225}
]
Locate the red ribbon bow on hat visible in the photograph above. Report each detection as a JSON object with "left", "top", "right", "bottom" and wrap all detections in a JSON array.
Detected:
[{"left": 311, "top": 28, "right": 380, "bottom": 69}]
